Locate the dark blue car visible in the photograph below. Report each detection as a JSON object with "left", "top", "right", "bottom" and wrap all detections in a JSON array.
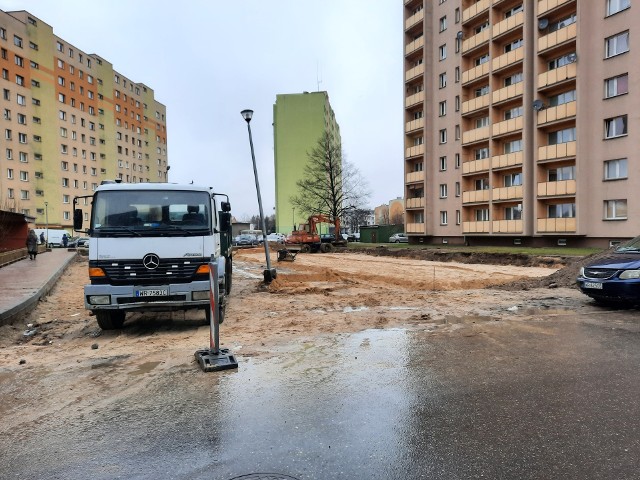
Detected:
[{"left": 577, "top": 236, "right": 640, "bottom": 305}]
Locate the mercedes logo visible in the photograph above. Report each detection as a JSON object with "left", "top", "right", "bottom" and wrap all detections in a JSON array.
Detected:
[{"left": 142, "top": 253, "right": 160, "bottom": 270}]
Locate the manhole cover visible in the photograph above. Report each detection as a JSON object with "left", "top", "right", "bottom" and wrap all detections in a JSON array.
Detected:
[{"left": 228, "top": 475, "right": 300, "bottom": 480}]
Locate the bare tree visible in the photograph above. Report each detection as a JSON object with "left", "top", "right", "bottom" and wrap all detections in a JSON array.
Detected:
[
  {"left": 290, "top": 132, "right": 369, "bottom": 231},
  {"left": 390, "top": 211, "right": 404, "bottom": 226},
  {"left": 344, "top": 208, "right": 372, "bottom": 232}
]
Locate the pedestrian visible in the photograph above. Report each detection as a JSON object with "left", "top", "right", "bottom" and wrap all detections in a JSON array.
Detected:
[
  {"left": 39, "top": 231, "right": 45, "bottom": 245},
  {"left": 26, "top": 229, "right": 38, "bottom": 260},
  {"left": 62, "top": 233, "right": 68, "bottom": 248}
]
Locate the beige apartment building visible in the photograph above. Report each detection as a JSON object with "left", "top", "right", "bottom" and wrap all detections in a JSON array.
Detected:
[
  {"left": 404, "top": 0, "right": 636, "bottom": 248},
  {"left": 0, "top": 10, "right": 168, "bottom": 231}
]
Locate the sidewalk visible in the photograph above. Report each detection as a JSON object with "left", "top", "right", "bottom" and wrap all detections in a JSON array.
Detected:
[{"left": 0, "top": 248, "right": 78, "bottom": 326}]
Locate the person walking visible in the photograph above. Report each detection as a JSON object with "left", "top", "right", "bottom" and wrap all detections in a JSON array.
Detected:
[
  {"left": 26, "top": 229, "right": 39, "bottom": 260},
  {"left": 62, "top": 233, "right": 68, "bottom": 248},
  {"left": 39, "top": 231, "right": 45, "bottom": 245}
]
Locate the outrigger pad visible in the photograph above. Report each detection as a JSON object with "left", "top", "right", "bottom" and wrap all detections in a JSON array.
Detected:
[{"left": 194, "top": 348, "right": 239, "bottom": 372}]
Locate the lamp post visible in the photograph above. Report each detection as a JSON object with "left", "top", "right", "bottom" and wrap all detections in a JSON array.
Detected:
[
  {"left": 44, "top": 201, "right": 48, "bottom": 248},
  {"left": 241, "top": 109, "right": 276, "bottom": 283}
]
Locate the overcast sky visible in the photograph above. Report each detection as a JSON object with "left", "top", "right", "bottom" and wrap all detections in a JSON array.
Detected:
[{"left": 2, "top": 0, "right": 403, "bottom": 220}]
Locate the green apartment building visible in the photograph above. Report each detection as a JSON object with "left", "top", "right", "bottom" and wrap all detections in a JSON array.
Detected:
[
  {"left": 273, "top": 91, "right": 340, "bottom": 234},
  {"left": 0, "top": 9, "right": 167, "bottom": 231}
]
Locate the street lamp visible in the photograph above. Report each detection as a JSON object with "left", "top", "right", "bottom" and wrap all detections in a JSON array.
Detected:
[
  {"left": 241, "top": 109, "right": 276, "bottom": 283},
  {"left": 44, "top": 201, "right": 48, "bottom": 248}
]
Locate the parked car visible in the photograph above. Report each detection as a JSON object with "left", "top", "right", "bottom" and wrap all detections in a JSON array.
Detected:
[
  {"left": 233, "top": 234, "right": 258, "bottom": 247},
  {"left": 577, "top": 235, "right": 640, "bottom": 305},
  {"left": 389, "top": 233, "right": 408, "bottom": 243},
  {"left": 266, "top": 233, "right": 285, "bottom": 244},
  {"left": 68, "top": 236, "right": 89, "bottom": 248},
  {"left": 340, "top": 233, "right": 356, "bottom": 242},
  {"left": 320, "top": 234, "right": 336, "bottom": 243}
]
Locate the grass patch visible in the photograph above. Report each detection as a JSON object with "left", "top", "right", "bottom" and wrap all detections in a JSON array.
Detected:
[{"left": 347, "top": 242, "right": 602, "bottom": 257}]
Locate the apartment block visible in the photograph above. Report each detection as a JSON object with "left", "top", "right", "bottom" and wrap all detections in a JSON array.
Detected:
[
  {"left": 273, "top": 91, "right": 340, "bottom": 234},
  {"left": 404, "top": 0, "right": 636, "bottom": 248},
  {"left": 0, "top": 10, "right": 168, "bottom": 230}
]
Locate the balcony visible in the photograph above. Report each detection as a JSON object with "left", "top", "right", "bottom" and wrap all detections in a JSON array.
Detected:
[
  {"left": 405, "top": 9, "right": 424, "bottom": 31},
  {"left": 492, "top": 82, "right": 524, "bottom": 105},
  {"left": 492, "top": 219, "right": 523, "bottom": 233},
  {"left": 405, "top": 63, "right": 424, "bottom": 82},
  {"left": 538, "top": 0, "right": 576, "bottom": 17},
  {"left": 492, "top": 185, "right": 523, "bottom": 201},
  {"left": 406, "top": 222, "right": 425, "bottom": 234},
  {"left": 491, "top": 151, "right": 523, "bottom": 170},
  {"left": 492, "top": 11, "right": 523, "bottom": 39},
  {"left": 537, "top": 217, "right": 576, "bottom": 233},
  {"left": 463, "top": 221, "right": 491, "bottom": 233},
  {"left": 462, "top": 158, "right": 490, "bottom": 175},
  {"left": 462, "top": 61, "right": 490, "bottom": 86},
  {"left": 406, "top": 118, "right": 425, "bottom": 133},
  {"left": 462, "top": 0, "right": 490, "bottom": 25},
  {"left": 536, "top": 101, "right": 576, "bottom": 126},
  {"left": 492, "top": 48, "right": 524, "bottom": 73},
  {"left": 538, "top": 23, "right": 577, "bottom": 54},
  {"left": 462, "top": 94, "right": 490, "bottom": 116},
  {"left": 462, "top": 126, "right": 490, "bottom": 145},
  {"left": 406, "top": 171, "right": 424, "bottom": 184},
  {"left": 462, "top": 28, "right": 491, "bottom": 55},
  {"left": 492, "top": 116, "right": 523, "bottom": 138},
  {"left": 406, "top": 197, "right": 425, "bottom": 209},
  {"left": 538, "top": 141, "right": 576, "bottom": 162},
  {"left": 405, "top": 91, "right": 424, "bottom": 108},
  {"left": 405, "top": 36, "right": 425, "bottom": 56},
  {"left": 462, "top": 189, "right": 491, "bottom": 203},
  {"left": 538, "top": 62, "right": 577, "bottom": 90},
  {"left": 537, "top": 179, "right": 576, "bottom": 197},
  {"left": 406, "top": 144, "right": 425, "bottom": 159}
]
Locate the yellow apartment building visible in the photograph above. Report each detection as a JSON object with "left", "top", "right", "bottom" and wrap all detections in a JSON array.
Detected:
[
  {"left": 404, "top": 0, "right": 636, "bottom": 248},
  {"left": 0, "top": 10, "right": 168, "bottom": 230}
]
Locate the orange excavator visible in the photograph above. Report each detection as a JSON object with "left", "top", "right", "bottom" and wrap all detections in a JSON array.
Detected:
[{"left": 280, "top": 214, "right": 345, "bottom": 259}]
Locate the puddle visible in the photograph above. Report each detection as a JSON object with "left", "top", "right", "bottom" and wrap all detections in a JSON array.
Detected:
[{"left": 129, "top": 361, "right": 162, "bottom": 375}]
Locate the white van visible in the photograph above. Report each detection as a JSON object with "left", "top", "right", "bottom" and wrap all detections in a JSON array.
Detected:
[{"left": 33, "top": 229, "right": 71, "bottom": 247}]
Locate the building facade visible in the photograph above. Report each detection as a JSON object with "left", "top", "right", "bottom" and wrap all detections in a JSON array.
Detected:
[
  {"left": 404, "top": 0, "right": 636, "bottom": 248},
  {"left": 273, "top": 91, "right": 340, "bottom": 234},
  {"left": 0, "top": 10, "right": 168, "bottom": 231}
]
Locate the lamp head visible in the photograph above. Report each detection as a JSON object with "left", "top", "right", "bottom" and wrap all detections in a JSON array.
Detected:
[{"left": 241, "top": 109, "right": 254, "bottom": 123}]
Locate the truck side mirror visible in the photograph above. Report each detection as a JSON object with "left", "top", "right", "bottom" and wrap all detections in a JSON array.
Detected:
[
  {"left": 73, "top": 209, "right": 83, "bottom": 230},
  {"left": 221, "top": 201, "right": 231, "bottom": 212},
  {"left": 220, "top": 212, "right": 231, "bottom": 231}
]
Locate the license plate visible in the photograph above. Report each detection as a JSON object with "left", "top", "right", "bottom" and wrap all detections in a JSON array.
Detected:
[
  {"left": 583, "top": 282, "right": 603, "bottom": 290},
  {"left": 135, "top": 289, "right": 168, "bottom": 297}
]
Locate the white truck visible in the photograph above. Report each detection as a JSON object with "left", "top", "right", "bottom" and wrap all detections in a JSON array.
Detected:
[{"left": 73, "top": 181, "right": 233, "bottom": 330}]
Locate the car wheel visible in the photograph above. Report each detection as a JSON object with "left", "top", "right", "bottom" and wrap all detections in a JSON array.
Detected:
[{"left": 95, "top": 311, "right": 125, "bottom": 330}]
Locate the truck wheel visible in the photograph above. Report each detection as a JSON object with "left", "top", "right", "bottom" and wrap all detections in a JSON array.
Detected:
[
  {"left": 300, "top": 245, "right": 310, "bottom": 253},
  {"left": 320, "top": 243, "right": 333, "bottom": 253},
  {"left": 96, "top": 311, "right": 125, "bottom": 330}
]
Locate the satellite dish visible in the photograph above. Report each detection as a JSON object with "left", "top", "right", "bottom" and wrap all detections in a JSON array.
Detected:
[
  {"left": 567, "top": 52, "right": 577, "bottom": 63},
  {"left": 538, "top": 18, "right": 549, "bottom": 30},
  {"left": 456, "top": 31, "right": 464, "bottom": 40},
  {"left": 533, "top": 100, "right": 545, "bottom": 111}
]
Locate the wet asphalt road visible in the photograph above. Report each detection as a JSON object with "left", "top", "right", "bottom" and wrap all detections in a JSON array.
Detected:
[{"left": 3, "top": 307, "right": 640, "bottom": 480}]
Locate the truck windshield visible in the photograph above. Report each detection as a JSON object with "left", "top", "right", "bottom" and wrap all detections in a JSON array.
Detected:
[{"left": 91, "top": 190, "right": 211, "bottom": 236}]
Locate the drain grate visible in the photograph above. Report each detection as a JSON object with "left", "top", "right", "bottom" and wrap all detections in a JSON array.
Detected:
[{"left": 228, "top": 475, "right": 300, "bottom": 480}]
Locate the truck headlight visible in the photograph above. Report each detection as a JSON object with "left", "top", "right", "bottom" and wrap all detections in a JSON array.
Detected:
[
  {"left": 619, "top": 270, "right": 640, "bottom": 279},
  {"left": 579, "top": 267, "right": 585, "bottom": 276},
  {"left": 192, "top": 290, "right": 210, "bottom": 300},
  {"left": 88, "top": 295, "right": 111, "bottom": 305}
]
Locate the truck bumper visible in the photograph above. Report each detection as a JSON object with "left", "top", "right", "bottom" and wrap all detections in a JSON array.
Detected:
[{"left": 84, "top": 280, "right": 211, "bottom": 312}]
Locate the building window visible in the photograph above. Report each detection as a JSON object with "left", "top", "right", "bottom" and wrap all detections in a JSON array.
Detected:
[
  {"left": 439, "top": 16, "right": 447, "bottom": 32},
  {"left": 475, "top": 85, "right": 489, "bottom": 97},
  {"left": 504, "top": 106, "right": 523, "bottom": 120},
  {"left": 456, "top": 210, "right": 461, "bottom": 225},
  {"left": 18, "top": 133, "right": 26, "bottom": 144},
  {"left": 607, "top": 0, "right": 631, "bottom": 16},
  {"left": 5, "top": 148, "right": 11, "bottom": 159},
  {"left": 475, "top": 147, "right": 489, "bottom": 160},
  {"left": 440, "top": 156, "right": 447, "bottom": 171},
  {"left": 548, "top": 203, "right": 575, "bottom": 218},
  {"left": 605, "top": 31, "right": 629, "bottom": 58},
  {"left": 14, "top": 56, "right": 24, "bottom": 67},
  {"left": 549, "top": 90, "right": 576, "bottom": 106},
  {"left": 440, "top": 211, "right": 448, "bottom": 225},
  {"left": 61, "top": 161, "right": 69, "bottom": 170},
  {"left": 20, "top": 190, "right": 29, "bottom": 200},
  {"left": 504, "top": 72, "right": 523, "bottom": 87},
  {"left": 604, "top": 158, "right": 628, "bottom": 180},
  {"left": 548, "top": 166, "right": 575, "bottom": 181},
  {"left": 7, "top": 168, "right": 13, "bottom": 179},
  {"left": 439, "top": 129, "right": 447, "bottom": 144},
  {"left": 549, "top": 52, "right": 577, "bottom": 70},
  {"left": 503, "top": 173, "right": 522, "bottom": 187},
  {"left": 19, "top": 152, "right": 27, "bottom": 163},
  {"left": 504, "top": 39, "right": 523, "bottom": 53},
  {"left": 475, "top": 209, "right": 490, "bottom": 221},
  {"left": 13, "top": 35, "right": 23, "bottom": 48},
  {"left": 604, "top": 199, "right": 627, "bottom": 220},
  {"left": 19, "top": 171, "right": 28, "bottom": 181},
  {"left": 504, "top": 4, "right": 523, "bottom": 18},
  {"left": 504, "top": 139, "right": 523, "bottom": 154},
  {"left": 63, "top": 194, "right": 70, "bottom": 204},
  {"left": 439, "top": 184, "right": 448, "bottom": 198},
  {"left": 475, "top": 117, "right": 490, "bottom": 128},
  {"left": 455, "top": 182, "right": 461, "bottom": 197},
  {"left": 455, "top": 154, "right": 461, "bottom": 169},
  {"left": 605, "top": 74, "right": 628, "bottom": 98},
  {"left": 474, "top": 54, "right": 489, "bottom": 66},
  {"left": 548, "top": 127, "right": 576, "bottom": 145},
  {"left": 455, "top": 95, "right": 460, "bottom": 111},
  {"left": 16, "top": 95, "right": 25, "bottom": 106},
  {"left": 439, "top": 101, "right": 446, "bottom": 116},
  {"left": 17, "top": 113, "right": 26, "bottom": 125},
  {"left": 439, "top": 73, "right": 447, "bottom": 88},
  {"left": 439, "top": 44, "right": 447, "bottom": 60},
  {"left": 455, "top": 66, "right": 460, "bottom": 82},
  {"left": 505, "top": 204, "right": 522, "bottom": 220},
  {"left": 604, "top": 115, "right": 627, "bottom": 138}
]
